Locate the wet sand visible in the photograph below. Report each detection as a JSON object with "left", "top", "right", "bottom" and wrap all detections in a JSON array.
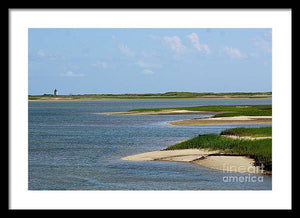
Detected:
[{"left": 122, "top": 149, "right": 264, "bottom": 174}]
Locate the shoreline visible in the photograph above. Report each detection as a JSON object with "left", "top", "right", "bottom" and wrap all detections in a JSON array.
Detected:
[
  {"left": 100, "top": 109, "right": 272, "bottom": 126},
  {"left": 122, "top": 130, "right": 272, "bottom": 175},
  {"left": 122, "top": 148, "right": 268, "bottom": 175},
  {"left": 169, "top": 116, "right": 272, "bottom": 126}
]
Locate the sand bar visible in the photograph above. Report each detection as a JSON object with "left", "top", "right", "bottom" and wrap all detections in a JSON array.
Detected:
[
  {"left": 99, "top": 110, "right": 218, "bottom": 116},
  {"left": 122, "top": 149, "right": 218, "bottom": 161},
  {"left": 122, "top": 149, "right": 264, "bottom": 174},
  {"left": 169, "top": 116, "right": 272, "bottom": 126},
  {"left": 99, "top": 110, "right": 271, "bottom": 126}
]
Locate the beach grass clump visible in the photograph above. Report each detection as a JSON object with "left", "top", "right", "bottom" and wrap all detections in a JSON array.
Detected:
[
  {"left": 220, "top": 126, "right": 272, "bottom": 137},
  {"left": 166, "top": 132, "right": 272, "bottom": 171},
  {"left": 129, "top": 105, "right": 272, "bottom": 117}
]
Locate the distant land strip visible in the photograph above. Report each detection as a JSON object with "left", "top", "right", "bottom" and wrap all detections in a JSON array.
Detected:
[{"left": 28, "top": 92, "right": 272, "bottom": 101}]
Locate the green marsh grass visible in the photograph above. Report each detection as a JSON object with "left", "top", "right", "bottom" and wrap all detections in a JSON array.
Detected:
[
  {"left": 166, "top": 128, "right": 272, "bottom": 171},
  {"left": 221, "top": 126, "right": 272, "bottom": 137}
]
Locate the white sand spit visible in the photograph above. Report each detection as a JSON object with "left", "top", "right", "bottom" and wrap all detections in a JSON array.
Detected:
[
  {"left": 122, "top": 149, "right": 264, "bottom": 174},
  {"left": 169, "top": 116, "right": 272, "bottom": 126},
  {"left": 122, "top": 149, "right": 217, "bottom": 162}
]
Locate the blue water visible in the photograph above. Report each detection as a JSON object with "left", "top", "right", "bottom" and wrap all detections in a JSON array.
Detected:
[{"left": 28, "top": 99, "right": 272, "bottom": 190}]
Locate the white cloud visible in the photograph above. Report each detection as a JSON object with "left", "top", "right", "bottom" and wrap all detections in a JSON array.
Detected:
[
  {"left": 37, "top": 49, "right": 46, "bottom": 57},
  {"left": 92, "top": 61, "right": 108, "bottom": 69},
  {"left": 149, "top": 35, "right": 161, "bottom": 40},
  {"left": 249, "top": 52, "right": 260, "bottom": 58},
  {"left": 119, "top": 44, "right": 135, "bottom": 57},
  {"left": 135, "top": 60, "right": 160, "bottom": 68},
  {"left": 35, "top": 50, "right": 65, "bottom": 61},
  {"left": 142, "top": 69, "right": 155, "bottom": 75},
  {"left": 187, "top": 33, "right": 210, "bottom": 54},
  {"left": 49, "top": 55, "right": 58, "bottom": 61},
  {"left": 253, "top": 31, "right": 272, "bottom": 53},
  {"left": 163, "top": 36, "right": 186, "bottom": 52},
  {"left": 223, "top": 46, "right": 243, "bottom": 58},
  {"left": 101, "top": 62, "right": 108, "bottom": 68},
  {"left": 136, "top": 61, "right": 149, "bottom": 68},
  {"left": 60, "top": 71, "right": 85, "bottom": 77}
]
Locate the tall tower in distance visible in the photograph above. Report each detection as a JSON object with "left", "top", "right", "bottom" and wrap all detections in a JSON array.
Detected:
[{"left": 54, "top": 89, "right": 58, "bottom": 96}]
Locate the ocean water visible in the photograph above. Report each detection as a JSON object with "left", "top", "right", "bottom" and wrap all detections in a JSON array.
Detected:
[{"left": 28, "top": 98, "right": 272, "bottom": 190}]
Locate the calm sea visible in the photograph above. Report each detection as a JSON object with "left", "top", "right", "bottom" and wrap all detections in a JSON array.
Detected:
[{"left": 28, "top": 98, "right": 272, "bottom": 190}]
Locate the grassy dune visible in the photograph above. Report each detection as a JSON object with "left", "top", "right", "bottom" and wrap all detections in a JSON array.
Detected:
[
  {"left": 221, "top": 126, "right": 272, "bottom": 137},
  {"left": 166, "top": 127, "right": 272, "bottom": 171}
]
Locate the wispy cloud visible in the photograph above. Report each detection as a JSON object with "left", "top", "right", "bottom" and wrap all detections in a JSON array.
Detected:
[
  {"left": 163, "top": 36, "right": 186, "bottom": 53},
  {"left": 149, "top": 34, "right": 161, "bottom": 40},
  {"left": 142, "top": 69, "right": 155, "bottom": 75},
  {"left": 119, "top": 44, "right": 135, "bottom": 57},
  {"left": 135, "top": 60, "right": 160, "bottom": 68},
  {"left": 136, "top": 61, "right": 150, "bottom": 68},
  {"left": 37, "top": 49, "right": 46, "bottom": 57},
  {"left": 222, "top": 46, "right": 244, "bottom": 58},
  {"left": 187, "top": 33, "right": 210, "bottom": 54},
  {"left": 92, "top": 61, "right": 108, "bottom": 69},
  {"left": 60, "top": 71, "right": 85, "bottom": 77},
  {"left": 253, "top": 30, "right": 272, "bottom": 53},
  {"left": 34, "top": 49, "right": 65, "bottom": 61}
]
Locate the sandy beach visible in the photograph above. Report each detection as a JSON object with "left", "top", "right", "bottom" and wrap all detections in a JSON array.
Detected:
[
  {"left": 169, "top": 116, "right": 272, "bottom": 126},
  {"left": 103, "top": 107, "right": 271, "bottom": 174},
  {"left": 122, "top": 149, "right": 263, "bottom": 174}
]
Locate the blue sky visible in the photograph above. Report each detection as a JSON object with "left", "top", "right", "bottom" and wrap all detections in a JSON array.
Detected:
[{"left": 28, "top": 28, "right": 272, "bottom": 95}]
